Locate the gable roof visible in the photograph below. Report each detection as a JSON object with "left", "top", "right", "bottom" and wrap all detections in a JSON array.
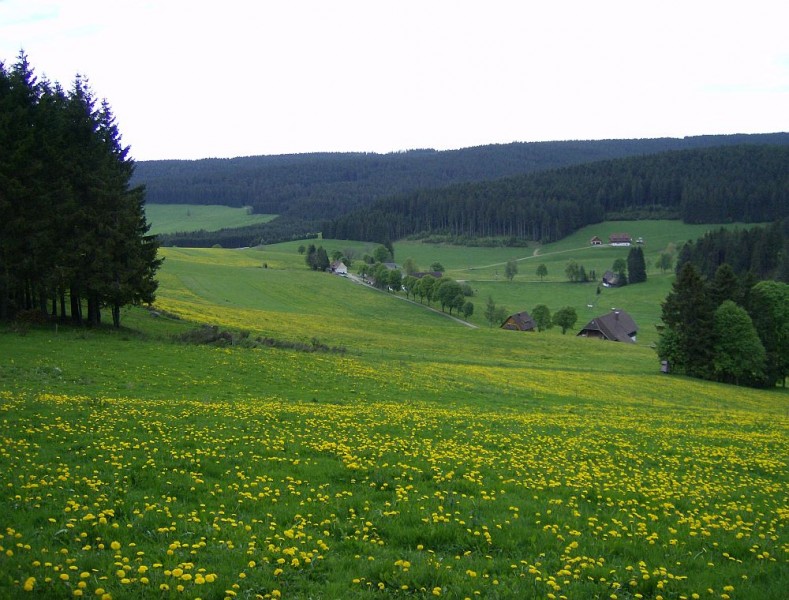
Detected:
[
  {"left": 609, "top": 233, "right": 632, "bottom": 244},
  {"left": 501, "top": 311, "right": 536, "bottom": 331},
  {"left": 577, "top": 309, "right": 638, "bottom": 343},
  {"left": 602, "top": 270, "right": 622, "bottom": 286}
]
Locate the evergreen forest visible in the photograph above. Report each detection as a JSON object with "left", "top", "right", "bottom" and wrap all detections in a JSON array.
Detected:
[
  {"left": 135, "top": 133, "right": 789, "bottom": 248},
  {"left": 0, "top": 54, "right": 161, "bottom": 326},
  {"left": 324, "top": 144, "right": 789, "bottom": 245}
]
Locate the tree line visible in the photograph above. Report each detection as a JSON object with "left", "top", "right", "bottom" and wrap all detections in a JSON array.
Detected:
[
  {"left": 0, "top": 53, "right": 160, "bottom": 326},
  {"left": 675, "top": 220, "right": 789, "bottom": 282},
  {"left": 324, "top": 144, "right": 789, "bottom": 245}
]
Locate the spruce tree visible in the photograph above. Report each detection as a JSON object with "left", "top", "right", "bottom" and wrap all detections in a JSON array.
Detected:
[
  {"left": 660, "top": 263, "right": 715, "bottom": 378},
  {"left": 709, "top": 263, "right": 740, "bottom": 308},
  {"left": 627, "top": 246, "right": 647, "bottom": 283},
  {"left": 0, "top": 55, "right": 161, "bottom": 326}
]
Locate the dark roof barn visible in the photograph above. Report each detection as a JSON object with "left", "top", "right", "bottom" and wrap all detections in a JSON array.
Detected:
[
  {"left": 577, "top": 309, "right": 638, "bottom": 343},
  {"left": 501, "top": 311, "right": 536, "bottom": 332}
]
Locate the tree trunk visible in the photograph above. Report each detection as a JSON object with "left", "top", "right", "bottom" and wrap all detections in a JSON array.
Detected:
[
  {"left": 112, "top": 303, "right": 121, "bottom": 328},
  {"left": 87, "top": 295, "right": 100, "bottom": 327},
  {"left": 38, "top": 288, "right": 48, "bottom": 317},
  {"left": 70, "top": 287, "right": 82, "bottom": 324},
  {"left": 59, "top": 291, "right": 67, "bottom": 322}
]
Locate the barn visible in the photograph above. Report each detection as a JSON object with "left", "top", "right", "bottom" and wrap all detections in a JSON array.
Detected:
[
  {"left": 576, "top": 309, "right": 638, "bottom": 343},
  {"left": 501, "top": 311, "right": 536, "bottom": 331}
]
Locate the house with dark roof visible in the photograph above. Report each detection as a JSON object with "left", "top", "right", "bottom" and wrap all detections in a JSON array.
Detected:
[
  {"left": 576, "top": 309, "right": 638, "bottom": 343},
  {"left": 590, "top": 235, "right": 603, "bottom": 246},
  {"left": 501, "top": 311, "right": 536, "bottom": 332},
  {"left": 602, "top": 270, "right": 623, "bottom": 287},
  {"left": 412, "top": 271, "right": 443, "bottom": 279},
  {"left": 609, "top": 233, "right": 632, "bottom": 246}
]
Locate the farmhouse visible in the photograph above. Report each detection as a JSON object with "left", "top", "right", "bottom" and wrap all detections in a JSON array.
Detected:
[
  {"left": 412, "top": 271, "right": 443, "bottom": 279},
  {"left": 601, "top": 270, "right": 623, "bottom": 287},
  {"left": 577, "top": 309, "right": 638, "bottom": 343},
  {"left": 590, "top": 235, "right": 603, "bottom": 246},
  {"left": 501, "top": 311, "right": 536, "bottom": 332},
  {"left": 330, "top": 260, "right": 348, "bottom": 275},
  {"left": 609, "top": 233, "right": 632, "bottom": 246}
]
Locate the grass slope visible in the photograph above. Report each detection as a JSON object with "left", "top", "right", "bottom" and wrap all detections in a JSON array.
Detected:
[
  {"left": 145, "top": 203, "right": 277, "bottom": 235},
  {"left": 0, "top": 220, "right": 786, "bottom": 599}
]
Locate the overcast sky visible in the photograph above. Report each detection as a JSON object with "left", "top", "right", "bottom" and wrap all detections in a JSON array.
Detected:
[{"left": 1, "top": 0, "right": 787, "bottom": 161}]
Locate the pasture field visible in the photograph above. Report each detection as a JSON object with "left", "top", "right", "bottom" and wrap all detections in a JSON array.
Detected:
[
  {"left": 144, "top": 204, "right": 277, "bottom": 236},
  {"left": 1, "top": 221, "right": 787, "bottom": 599}
]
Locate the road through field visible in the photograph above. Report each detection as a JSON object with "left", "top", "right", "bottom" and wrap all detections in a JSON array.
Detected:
[{"left": 463, "top": 244, "right": 597, "bottom": 271}]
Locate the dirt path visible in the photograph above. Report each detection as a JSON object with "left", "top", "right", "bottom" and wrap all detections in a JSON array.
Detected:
[{"left": 465, "top": 244, "right": 593, "bottom": 271}]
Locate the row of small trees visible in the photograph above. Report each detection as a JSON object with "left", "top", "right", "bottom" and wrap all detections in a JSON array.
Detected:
[
  {"left": 0, "top": 54, "right": 160, "bottom": 326},
  {"left": 402, "top": 274, "right": 473, "bottom": 317},
  {"left": 504, "top": 246, "right": 647, "bottom": 285},
  {"left": 658, "top": 263, "right": 789, "bottom": 387}
]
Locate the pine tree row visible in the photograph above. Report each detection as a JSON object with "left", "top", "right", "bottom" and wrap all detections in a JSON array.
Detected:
[{"left": 0, "top": 53, "right": 161, "bottom": 327}]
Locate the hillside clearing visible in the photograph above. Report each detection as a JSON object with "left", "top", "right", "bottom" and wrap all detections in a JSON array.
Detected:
[{"left": 145, "top": 203, "right": 277, "bottom": 235}]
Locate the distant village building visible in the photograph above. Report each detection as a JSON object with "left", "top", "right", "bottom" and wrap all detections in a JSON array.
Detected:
[
  {"left": 412, "top": 271, "right": 443, "bottom": 279},
  {"left": 500, "top": 311, "right": 536, "bottom": 332},
  {"left": 577, "top": 309, "right": 638, "bottom": 343},
  {"left": 609, "top": 233, "right": 632, "bottom": 246},
  {"left": 590, "top": 236, "right": 603, "bottom": 246}
]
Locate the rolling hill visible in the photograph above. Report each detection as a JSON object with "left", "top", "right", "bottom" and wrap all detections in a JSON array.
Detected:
[{"left": 1, "top": 222, "right": 786, "bottom": 598}]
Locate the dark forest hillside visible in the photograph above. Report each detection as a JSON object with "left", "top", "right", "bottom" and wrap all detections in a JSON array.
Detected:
[
  {"left": 324, "top": 144, "right": 789, "bottom": 245},
  {"left": 136, "top": 134, "right": 789, "bottom": 214},
  {"left": 139, "top": 133, "right": 789, "bottom": 247}
]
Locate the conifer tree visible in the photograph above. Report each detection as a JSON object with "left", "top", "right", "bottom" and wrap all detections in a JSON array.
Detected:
[
  {"left": 627, "top": 246, "right": 647, "bottom": 283},
  {"left": 659, "top": 263, "right": 715, "bottom": 378},
  {"left": 0, "top": 54, "right": 161, "bottom": 326}
]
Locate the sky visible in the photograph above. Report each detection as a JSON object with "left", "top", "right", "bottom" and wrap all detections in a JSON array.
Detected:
[{"left": 1, "top": 0, "right": 787, "bottom": 161}]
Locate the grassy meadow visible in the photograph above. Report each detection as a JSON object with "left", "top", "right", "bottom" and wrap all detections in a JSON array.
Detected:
[
  {"left": 0, "top": 221, "right": 787, "bottom": 599},
  {"left": 145, "top": 204, "right": 277, "bottom": 236}
]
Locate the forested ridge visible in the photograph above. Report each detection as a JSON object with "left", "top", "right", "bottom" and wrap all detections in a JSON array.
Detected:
[
  {"left": 324, "top": 144, "right": 789, "bottom": 245},
  {"left": 136, "top": 133, "right": 789, "bottom": 247}
]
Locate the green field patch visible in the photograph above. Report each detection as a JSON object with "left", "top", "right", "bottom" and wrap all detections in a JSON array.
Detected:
[{"left": 145, "top": 203, "right": 277, "bottom": 235}]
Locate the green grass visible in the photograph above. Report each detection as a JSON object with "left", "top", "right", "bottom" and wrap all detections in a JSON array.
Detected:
[
  {"left": 0, "top": 219, "right": 787, "bottom": 599},
  {"left": 145, "top": 203, "right": 277, "bottom": 235}
]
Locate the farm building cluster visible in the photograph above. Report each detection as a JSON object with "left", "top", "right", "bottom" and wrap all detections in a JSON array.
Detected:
[{"left": 502, "top": 308, "right": 638, "bottom": 343}]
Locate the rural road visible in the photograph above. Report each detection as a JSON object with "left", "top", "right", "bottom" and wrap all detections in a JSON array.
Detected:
[{"left": 462, "top": 244, "right": 594, "bottom": 272}]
